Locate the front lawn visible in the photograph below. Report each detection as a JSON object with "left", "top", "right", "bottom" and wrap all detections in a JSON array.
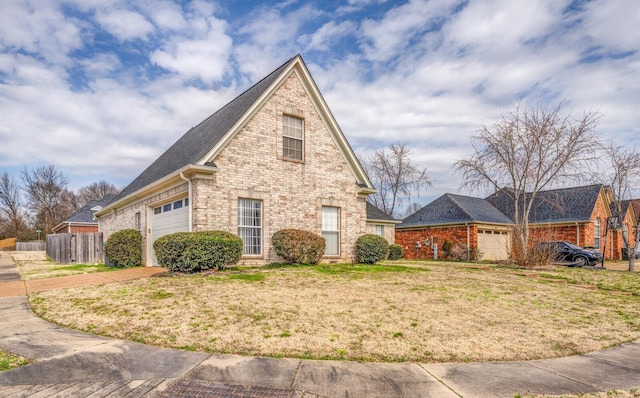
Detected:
[
  {"left": 29, "top": 261, "right": 640, "bottom": 363},
  {"left": 13, "top": 252, "right": 123, "bottom": 280}
]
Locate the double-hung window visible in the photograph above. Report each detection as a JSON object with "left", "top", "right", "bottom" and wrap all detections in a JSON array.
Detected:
[
  {"left": 594, "top": 218, "right": 601, "bottom": 249},
  {"left": 375, "top": 225, "right": 384, "bottom": 237},
  {"left": 238, "top": 199, "right": 262, "bottom": 255},
  {"left": 322, "top": 206, "right": 340, "bottom": 256},
  {"left": 283, "top": 115, "right": 304, "bottom": 161}
]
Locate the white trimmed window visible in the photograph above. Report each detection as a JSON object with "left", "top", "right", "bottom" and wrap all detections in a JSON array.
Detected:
[
  {"left": 594, "top": 218, "right": 601, "bottom": 249},
  {"left": 283, "top": 115, "right": 304, "bottom": 160},
  {"left": 238, "top": 199, "right": 262, "bottom": 255},
  {"left": 322, "top": 206, "right": 340, "bottom": 256},
  {"left": 375, "top": 225, "right": 384, "bottom": 237}
]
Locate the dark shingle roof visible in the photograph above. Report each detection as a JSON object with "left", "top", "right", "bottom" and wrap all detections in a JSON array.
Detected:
[
  {"left": 486, "top": 184, "right": 603, "bottom": 223},
  {"left": 63, "top": 194, "right": 117, "bottom": 224},
  {"left": 398, "top": 193, "right": 512, "bottom": 228},
  {"left": 366, "top": 202, "right": 397, "bottom": 222},
  {"left": 113, "top": 56, "right": 298, "bottom": 202}
]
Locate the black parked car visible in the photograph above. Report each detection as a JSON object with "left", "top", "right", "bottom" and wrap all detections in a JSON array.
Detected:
[{"left": 533, "top": 241, "right": 603, "bottom": 267}]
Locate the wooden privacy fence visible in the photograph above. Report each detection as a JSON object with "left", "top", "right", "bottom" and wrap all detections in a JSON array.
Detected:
[
  {"left": 0, "top": 238, "right": 16, "bottom": 250},
  {"left": 16, "top": 241, "right": 45, "bottom": 251},
  {"left": 46, "top": 233, "right": 104, "bottom": 265}
]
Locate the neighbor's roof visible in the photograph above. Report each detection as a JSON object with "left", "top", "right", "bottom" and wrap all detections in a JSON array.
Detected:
[
  {"left": 486, "top": 184, "right": 604, "bottom": 223},
  {"left": 53, "top": 194, "right": 117, "bottom": 231},
  {"left": 397, "top": 193, "right": 512, "bottom": 228},
  {"left": 111, "top": 57, "right": 297, "bottom": 204},
  {"left": 366, "top": 202, "right": 399, "bottom": 223}
]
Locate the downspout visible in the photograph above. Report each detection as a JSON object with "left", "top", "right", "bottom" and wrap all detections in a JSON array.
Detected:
[
  {"left": 576, "top": 223, "right": 579, "bottom": 246},
  {"left": 179, "top": 172, "right": 193, "bottom": 232},
  {"left": 466, "top": 223, "right": 470, "bottom": 260}
]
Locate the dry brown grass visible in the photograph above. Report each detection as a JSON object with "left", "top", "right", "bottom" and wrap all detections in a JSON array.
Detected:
[
  {"left": 525, "top": 390, "right": 639, "bottom": 398},
  {"left": 13, "top": 252, "right": 113, "bottom": 280},
  {"left": 29, "top": 261, "right": 640, "bottom": 363}
]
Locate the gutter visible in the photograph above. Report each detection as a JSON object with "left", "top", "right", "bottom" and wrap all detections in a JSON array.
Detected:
[
  {"left": 96, "top": 164, "right": 217, "bottom": 218},
  {"left": 179, "top": 172, "right": 193, "bottom": 232}
]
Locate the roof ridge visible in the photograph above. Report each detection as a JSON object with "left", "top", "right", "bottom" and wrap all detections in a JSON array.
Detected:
[{"left": 445, "top": 193, "right": 476, "bottom": 221}]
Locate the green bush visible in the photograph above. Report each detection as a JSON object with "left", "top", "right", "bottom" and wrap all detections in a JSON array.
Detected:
[
  {"left": 104, "top": 229, "right": 142, "bottom": 268},
  {"left": 272, "top": 229, "right": 325, "bottom": 265},
  {"left": 355, "top": 234, "right": 389, "bottom": 264},
  {"left": 388, "top": 244, "right": 403, "bottom": 260},
  {"left": 153, "top": 230, "right": 242, "bottom": 273}
]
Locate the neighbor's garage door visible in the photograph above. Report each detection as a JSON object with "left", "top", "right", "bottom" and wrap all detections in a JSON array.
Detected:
[
  {"left": 477, "top": 230, "right": 509, "bottom": 261},
  {"left": 150, "top": 198, "right": 189, "bottom": 265}
]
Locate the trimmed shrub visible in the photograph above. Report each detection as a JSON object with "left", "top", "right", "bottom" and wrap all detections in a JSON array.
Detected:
[
  {"left": 104, "top": 229, "right": 142, "bottom": 268},
  {"left": 388, "top": 244, "right": 403, "bottom": 260},
  {"left": 272, "top": 229, "right": 325, "bottom": 265},
  {"left": 153, "top": 230, "right": 242, "bottom": 273},
  {"left": 355, "top": 234, "right": 389, "bottom": 264}
]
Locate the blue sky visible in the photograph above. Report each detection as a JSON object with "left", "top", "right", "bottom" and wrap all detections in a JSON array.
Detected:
[{"left": 1, "top": 0, "right": 639, "bottom": 206}]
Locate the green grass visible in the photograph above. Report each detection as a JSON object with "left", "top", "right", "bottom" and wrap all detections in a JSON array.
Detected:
[{"left": 0, "top": 350, "right": 30, "bottom": 372}]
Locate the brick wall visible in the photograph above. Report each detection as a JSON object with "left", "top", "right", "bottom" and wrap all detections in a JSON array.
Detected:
[
  {"left": 395, "top": 225, "right": 477, "bottom": 260},
  {"left": 365, "top": 222, "right": 396, "bottom": 244}
]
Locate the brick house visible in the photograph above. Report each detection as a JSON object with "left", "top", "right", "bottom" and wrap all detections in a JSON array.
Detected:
[
  {"left": 395, "top": 194, "right": 513, "bottom": 261},
  {"left": 52, "top": 195, "right": 116, "bottom": 234},
  {"left": 486, "top": 184, "right": 616, "bottom": 259},
  {"left": 397, "top": 184, "right": 629, "bottom": 261},
  {"left": 96, "top": 55, "right": 379, "bottom": 266}
]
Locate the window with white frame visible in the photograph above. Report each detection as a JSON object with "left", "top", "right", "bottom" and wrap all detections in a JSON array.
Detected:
[
  {"left": 375, "top": 225, "right": 384, "bottom": 237},
  {"left": 283, "top": 114, "right": 304, "bottom": 160},
  {"left": 594, "top": 218, "right": 601, "bottom": 249},
  {"left": 135, "top": 212, "right": 141, "bottom": 232},
  {"left": 322, "top": 206, "right": 340, "bottom": 256},
  {"left": 238, "top": 199, "right": 262, "bottom": 255}
]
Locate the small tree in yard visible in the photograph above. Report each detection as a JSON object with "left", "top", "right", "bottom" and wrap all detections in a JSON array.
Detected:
[
  {"left": 455, "top": 102, "right": 601, "bottom": 266},
  {"left": 600, "top": 143, "right": 640, "bottom": 271},
  {"left": 362, "top": 144, "right": 432, "bottom": 218}
]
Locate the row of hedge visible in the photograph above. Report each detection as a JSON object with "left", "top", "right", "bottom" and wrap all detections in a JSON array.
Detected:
[{"left": 104, "top": 229, "right": 403, "bottom": 272}]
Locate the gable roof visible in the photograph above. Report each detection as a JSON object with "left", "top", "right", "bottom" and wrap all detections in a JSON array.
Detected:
[
  {"left": 53, "top": 194, "right": 117, "bottom": 231},
  {"left": 631, "top": 199, "right": 640, "bottom": 224},
  {"left": 366, "top": 202, "right": 400, "bottom": 223},
  {"left": 98, "top": 55, "right": 374, "bottom": 215},
  {"left": 398, "top": 193, "right": 512, "bottom": 228}
]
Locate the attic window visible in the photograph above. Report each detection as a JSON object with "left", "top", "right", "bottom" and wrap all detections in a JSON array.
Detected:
[{"left": 283, "top": 114, "right": 304, "bottom": 161}]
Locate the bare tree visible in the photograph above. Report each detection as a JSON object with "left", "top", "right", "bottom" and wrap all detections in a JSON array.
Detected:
[
  {"left": 21, "top": 165, "right": 70, "bottom": 233},
  {"left": 363, "top": 144, "right": 431, "bottom": 218},
  {"left": 601, "top": 143, "right": 640, "bottom": 271},
  {"left": 0, "top": 172, "right": 29, "bottom": 239},
  {"left": 78, "top": 180, "right": 119, "bottom": 205},
  {"left": 455, "top": 102, "right": 601, "bottom": 266}
]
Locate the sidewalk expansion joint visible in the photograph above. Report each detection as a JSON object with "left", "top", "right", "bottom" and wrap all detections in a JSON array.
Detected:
[{"left": 417, "top": 363, "right": 463, "bottom": 398}]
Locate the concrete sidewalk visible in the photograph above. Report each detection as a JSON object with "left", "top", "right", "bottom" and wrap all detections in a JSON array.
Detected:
[{"left": 1, "top": 252, "right": 640, "bottom": 397}]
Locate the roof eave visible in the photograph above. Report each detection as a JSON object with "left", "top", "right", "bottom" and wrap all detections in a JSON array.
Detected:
[{"left": 96, "top": 164, "right": 218, "bottom": 217}]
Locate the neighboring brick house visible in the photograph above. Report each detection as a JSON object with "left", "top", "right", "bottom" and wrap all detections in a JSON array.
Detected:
[
  {"left": 397, "top": 184, "right": 627, "bottom": 261},
  {"left": 395, "top": 194, "right": 513, "bottom": 261},
  {"left": 96, "top": 55, "right": 378, "bottom": 266},
  {"left": 486, "top": 184, "right": 615, "bottom": 259},
  {"left": 52, "top": 194, "right": 116, "bottom": 234},
  {"left": 365, "top": 202, "right": 400, "bottom": 244}
]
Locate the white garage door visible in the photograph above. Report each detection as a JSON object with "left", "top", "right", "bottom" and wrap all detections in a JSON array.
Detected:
[
  {"left": 478, "top": 230, "right": 510, "bottom": 261},
  {"left": 150, "top": 198, "right": 189, "bottom": 265}
]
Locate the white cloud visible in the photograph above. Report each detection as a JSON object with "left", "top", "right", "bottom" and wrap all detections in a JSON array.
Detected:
[
  {"left": 302, "top": 20, "right": 357, "bottom": 51},
  {"left": 94, "top": 8, "right": 155, "bottom": 41},
  {"left": 150, "top": 15, "right": 232, "bottom": 84},
  {"left": 0, "top": 1, "right": 83, "bottom": 65}
]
